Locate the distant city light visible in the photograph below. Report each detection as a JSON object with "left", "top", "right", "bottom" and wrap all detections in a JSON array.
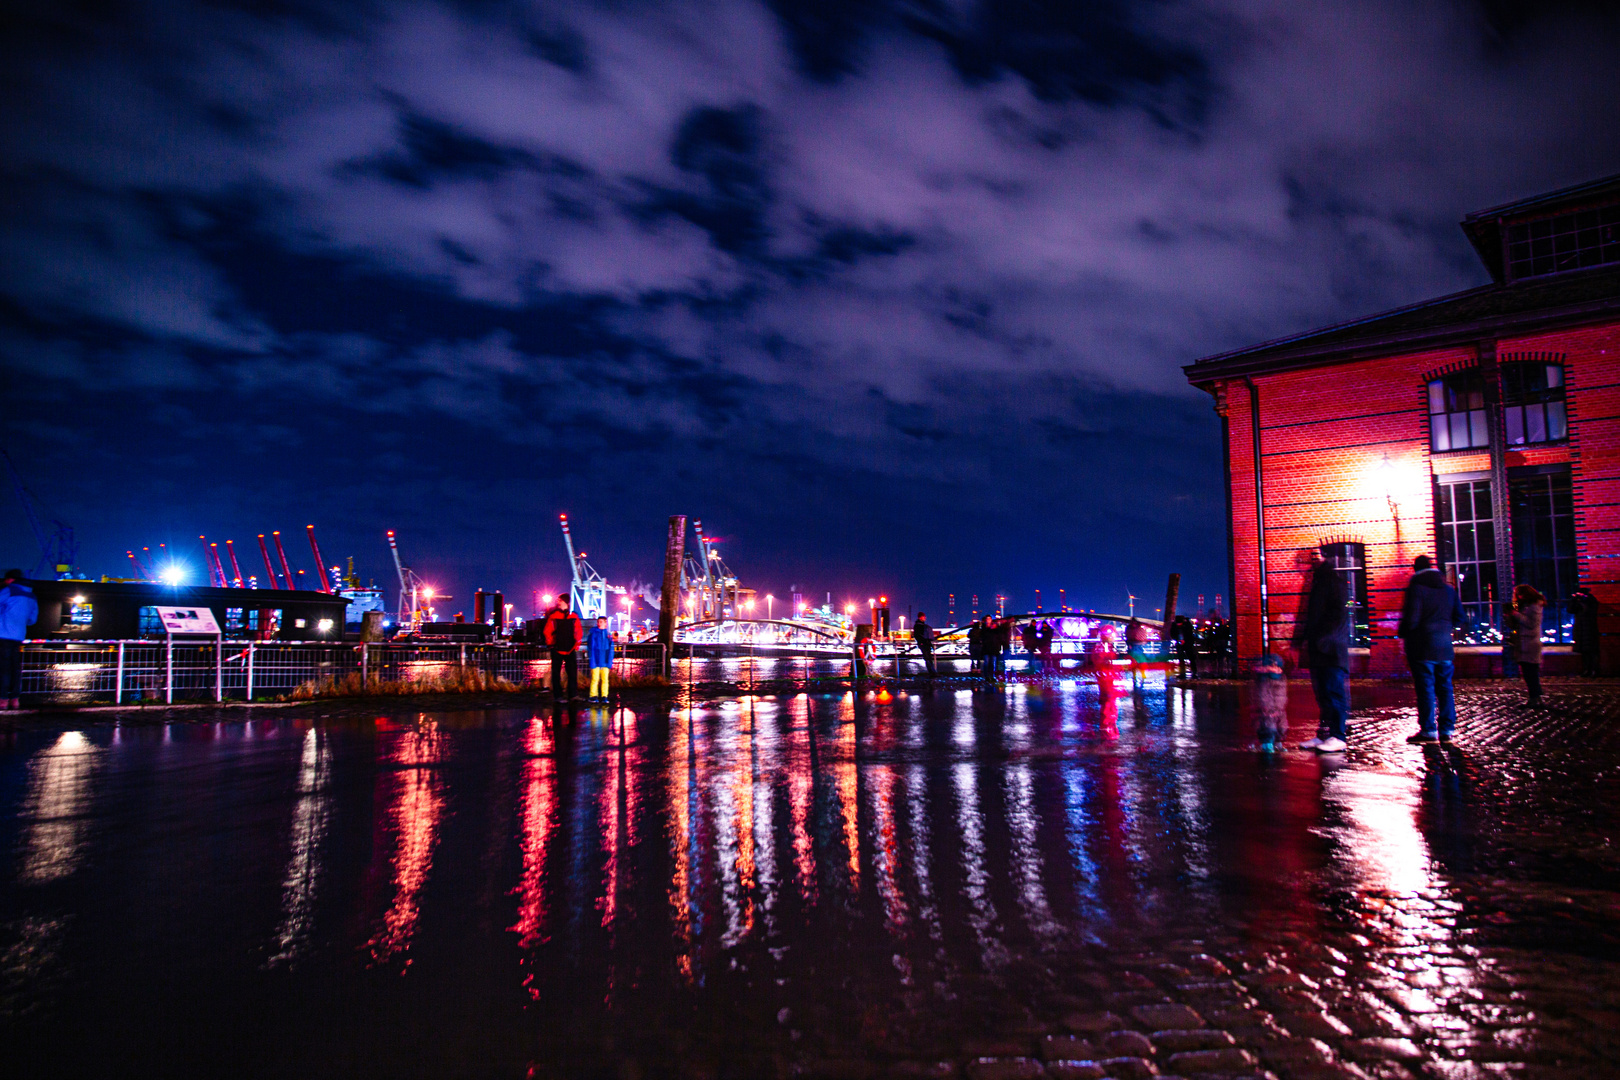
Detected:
[
  {"left": 316, "top": 619, "right": 333, "bottom": 633},
  {"left": 160, "top": 564, "right": 185, "bottom": 586}
]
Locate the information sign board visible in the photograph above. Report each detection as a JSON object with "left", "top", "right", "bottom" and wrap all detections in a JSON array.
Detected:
[{"left": 155, "top": 606, "right": 222, "bottom": 635}]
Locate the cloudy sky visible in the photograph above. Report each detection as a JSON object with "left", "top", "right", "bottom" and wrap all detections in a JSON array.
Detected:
[{"left": 2, "top": 0, "right": 1618, "bottom": 618}]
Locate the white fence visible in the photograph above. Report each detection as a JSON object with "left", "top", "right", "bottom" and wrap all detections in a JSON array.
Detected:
[{"left": 18, "top": 639, "right": 670, "bottom": 704}]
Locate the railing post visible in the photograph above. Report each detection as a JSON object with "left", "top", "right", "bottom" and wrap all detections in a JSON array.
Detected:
[
  {"left": 214, "top": 634, "right": 223, "bottom": 702},
  {"left": 246, "top": 642, "right": 255, "bottom": 700},
  {"left": 361, "top": 642, "right": 368, "bottom": 686},
  {"left": 165, "top": 634, "right": 174, "bottom": 704},
  {"left": 460, "top": 643, "right": 466, "bottom": 669},
  {"left": 115, "top": 641, "right": 125, "bottom": 704}
]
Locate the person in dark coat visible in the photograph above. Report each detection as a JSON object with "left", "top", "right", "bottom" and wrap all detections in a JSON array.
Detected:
[
  {"left": 1291, "top": 553, "right": 1352, "bottom": 752},
  {"left": 1570, "top": 585, "right": 1600, "bottom": 677},
  {"left": 967, "top": 619, "right": 985, "bottom": 677},
  {"left": 912, "top": 612, "right": 936, "bottom": 677},
  {"left": 1172, "top": 615, "right": 1198, "bottom": 678},
  {"left": 1019, "top": 621, "right": 1041, "bottom": 674},
  {"left": 1397, "top": 555, "right": 1467, "bottom": 743},
  {"left": 0, "top": 569, "right": 37, "bottom": 710},
  {"left": 1506, "top": 584, "right": 1545, "bottom": 707},
  {"left": 1037, "top": 620, "right": 1056, "bottom": 672}
]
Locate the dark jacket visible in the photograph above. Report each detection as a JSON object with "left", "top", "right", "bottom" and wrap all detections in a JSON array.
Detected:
[
  {"left": 913, "top": 619, "right": 934, "bottom": 649},
  {"left": 966, "top": 624, "right": 984, "bottom": 657},
  {"left": 1292, "top": 562, "right": 1351, "bottom": 670},
  {"left": 542, "top": 609, "right": 583, "bottom": 653},
  {"left": 1397, "top": 569, "right": 1466, "bottom": 662}
]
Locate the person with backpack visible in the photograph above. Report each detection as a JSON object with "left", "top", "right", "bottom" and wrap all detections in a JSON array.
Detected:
[
  {"left": 586, "top": 616, "right": 614, "bottom": 703},
  {"left": 542, "top": 596, "right": 584, "bottom": 702},
  {"left": 1398, "top": 555, "right": 1467, "bottom": 744},
  {"left": 0, "top": 569, "right": 37, "bottom": 710}
]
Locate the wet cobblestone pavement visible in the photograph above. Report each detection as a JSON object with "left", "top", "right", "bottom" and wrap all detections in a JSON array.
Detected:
[{"left": 3, "top": 673, "right": 1620, "bottom": 1079}]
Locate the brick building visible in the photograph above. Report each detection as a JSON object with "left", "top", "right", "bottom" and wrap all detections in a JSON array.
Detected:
[{"left": 1185, "top": 174, "right": 1620, "bottom": 675}]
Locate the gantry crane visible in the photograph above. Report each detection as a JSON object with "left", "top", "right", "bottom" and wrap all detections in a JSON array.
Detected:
[
  {"left": 386, "top": 530, "right": 437, "bottom": 629},
  {"left": 559, "top": 514, "right": 624, "bottom": 620}
]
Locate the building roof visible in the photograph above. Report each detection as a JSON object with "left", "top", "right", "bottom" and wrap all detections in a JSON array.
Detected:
[
  {"left": 1462, "top": 172, "right": 1620, "bottom": 283},
  {"left": 1185, "top": 264, "right": 1620, "bottom": 386},
  {"left": 1186, "top": 174, "right": 1620, "bottom": 386}
]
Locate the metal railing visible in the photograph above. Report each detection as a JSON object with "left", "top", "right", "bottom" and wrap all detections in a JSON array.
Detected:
[{"left": 18, "top": 639, "right": 671, "bottom": 704}]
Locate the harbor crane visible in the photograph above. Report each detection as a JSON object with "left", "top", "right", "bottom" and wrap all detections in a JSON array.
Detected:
[
  {"left": 559, "top": 514, "right": 624, "bottom": 620},
  {"left": 386, "top": 530, "right": 438, "bottom": 629},
  {"left": 3, "top": 447, "right": 79, "bottom": 579},
  {"left": 681, "top": 519, "right": 747, "bottom": 620}
]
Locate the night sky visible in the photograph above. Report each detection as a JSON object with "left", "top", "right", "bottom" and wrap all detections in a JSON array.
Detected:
[{"left": 3, "top": 1, "right": 1618, "bottom": 619}]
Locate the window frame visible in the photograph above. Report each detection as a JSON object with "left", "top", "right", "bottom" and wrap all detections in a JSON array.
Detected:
[
  {"left": 1500, "top": 362, "right": 1568, "bottom": 447},
  {"left": 1427, "top": 371, "right": 1490, "bottom": 453}
]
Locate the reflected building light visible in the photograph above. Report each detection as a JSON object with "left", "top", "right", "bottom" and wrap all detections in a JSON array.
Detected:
[
  {"left": 953, "top": 760, "right": 1001, "bottom": 965},
  {"left": 1006, "top": 762, "right": 1059, "bottom": 941},
  {"left": 867, "top": 764, "right": 907, "bottom": 936},
  {"left": 271, "top": 728, "right": 332, "bottom": 965},
  {"left": 834, "top": 697, "right": 861, "bottom": 893},
  {"left": 21, "top": 731, "right": 101, "bottom": 883},
  {"left": 510, "top": 717, "right": 558, "bottom": 952},
  {"left": 1328, "top": 772, "right": 1432, "bottom": 897},
  {"left": 368, "top": 721, "right": 446, "bottom": 965},
  {"left": 906, "top": 764, "right": 942, "bottom": 943}
]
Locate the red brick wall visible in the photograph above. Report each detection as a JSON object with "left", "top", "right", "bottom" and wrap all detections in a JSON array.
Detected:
[{"left": 1217, "top": 322, "right": 1620, "bottom": 674}]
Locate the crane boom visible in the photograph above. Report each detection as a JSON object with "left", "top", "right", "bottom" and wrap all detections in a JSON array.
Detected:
[
  {"left": 257, "top": 535, "right": 281, "bottom": 589},
  {"left": 225, "top": 541, "right": 245, "bottom": 587},
  {"left": 306, "top": 525, "right": 331, "bottom": 593},
  {"left": 273, "top": 531, "right": 296, "bottom": 590},
  {"left": 560, "top": 514, "right": 582, "bottom": 583}
]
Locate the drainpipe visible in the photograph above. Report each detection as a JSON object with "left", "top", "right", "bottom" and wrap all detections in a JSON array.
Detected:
[{"left": 1244, "top": 377, "right": 1269, "bottom": 654}]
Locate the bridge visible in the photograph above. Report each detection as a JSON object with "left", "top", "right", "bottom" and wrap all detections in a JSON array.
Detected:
[{"left": 670, "top": 612, "right": 1164, "bottom": 657}]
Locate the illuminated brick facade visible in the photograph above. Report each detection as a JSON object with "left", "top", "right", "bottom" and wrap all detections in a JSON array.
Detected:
[{"left": 1188, "top": 176, "right": 1620, "bottom": 674}]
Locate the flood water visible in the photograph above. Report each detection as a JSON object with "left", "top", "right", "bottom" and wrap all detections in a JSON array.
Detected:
[{"left": 5, "top": 676, "right": 1620, "bottom": 1078}]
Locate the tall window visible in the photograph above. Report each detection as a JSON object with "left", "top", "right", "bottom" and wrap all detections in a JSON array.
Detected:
[
  {"left": 1435, "top": 478, "right": 1496, "bottom": 634},
  {"left": 1505, "top": 205, "right": 1620, "bottom": 280},
  {"left": 1320, "top": 542, "right": 1370, "bottom": 648},
  {"left": 1510, "top": 467, "right": 1578, "bottom": 643},
  {"left": 1501, "top": 363, "right": 1567, "bottom": 446},
  {"left": 1428, "top": 372, "right": 1489, "bottom": 452}
]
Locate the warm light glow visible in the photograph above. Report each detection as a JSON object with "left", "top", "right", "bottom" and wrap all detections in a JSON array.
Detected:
[
  {"left": 72, "top": 595, "right": 85, "bottom": 604},
  {"left": 160, "top": 564, "right": 185, "bottom": 586},
  {"left": 422, "top": 586, "right": 435, "bottom": 599},
  {"left": 542, "top": 592, "right": 553, "bottom": 604},
  {"left": 316, "top": 619, "right": 334, "bottom": 632}
]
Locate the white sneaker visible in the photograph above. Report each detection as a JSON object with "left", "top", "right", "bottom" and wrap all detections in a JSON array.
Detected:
[
  {"left": 1297, "top": 736, "right": 1324, "bottom": 750},
  {"left": 1315, "top": 736, "right": 1348, "bottom": 753}
]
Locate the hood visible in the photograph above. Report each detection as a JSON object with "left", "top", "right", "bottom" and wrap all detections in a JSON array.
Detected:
[
  {"left": 3, "top": 582, "right": 31, "bottom": 595},
  {"left": 1412, "top": 569, "right": 1448, "bottom": 589}
]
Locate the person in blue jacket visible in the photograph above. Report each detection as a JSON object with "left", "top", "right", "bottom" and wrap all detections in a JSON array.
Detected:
[
  {"left": 586, "top": 616, "right": 614, "bottom": 702},
  {"left": 0, "top": 569, "right": 38, "bottom": 710}
]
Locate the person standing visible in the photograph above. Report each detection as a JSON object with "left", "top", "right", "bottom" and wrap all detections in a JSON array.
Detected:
[
  {"left": 992, "top": 616, "right": 1013, "bottom": 682},
  {"left": 1292, "top": 554, "right": 1352, "bottom": 753},
  {"left": 1126, "top": 616, "right": 1150, "bottom": 683},
  {"left": 912, "top": 612, "right": 936, "bottom": 677},
  {"left": 1037, "top": 620, "right": 1056, "bottom": 672},
  {"left": 1019, "top": 621, "right": 1041, "bottom": 674},
  {"left": 1398, "top": 555, "right": 1467, "bottom": 744},
  {"left": 1172, "top": 615, "right": 1199, "bottom": 678},
  {"left": 542, "top": 596, "right": 584, "bottom": 702},
  {"left": 586, "top": 615, "right": 614, "bottom": 703},
  {"left": 1506, "top": 584, "right": 1546, "bottom": 707},
  {"left": 967, "top": 618, "right": 984, "bottom": 677},
  {"left": 1570, "top": 585, "right": 1600, "bottom": 677},
  {"left": 0, "top": 569, "right": 37, "bottom": 710}
]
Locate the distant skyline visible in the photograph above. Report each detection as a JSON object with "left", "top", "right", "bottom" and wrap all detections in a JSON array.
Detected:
[{"left": 4, "top": 0, "right": 1619, "bottom": 617}]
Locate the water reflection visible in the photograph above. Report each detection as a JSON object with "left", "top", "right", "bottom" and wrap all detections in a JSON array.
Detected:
[
  {"left": 366, "top": 718, "right": 446, "bottom": 967},
  {"left": 19, "top": 731, "right": 100, "bottom": 884},
  {"left": 4, "top": 680, "right": 1616, "bottom": 1078},
  {"left": 270, "top": 727, "right": 331, "bottom": 965}
]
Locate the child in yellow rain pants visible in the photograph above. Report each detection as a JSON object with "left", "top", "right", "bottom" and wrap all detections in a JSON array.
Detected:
[{"left": 586, "top": 616, "right": 614, "bottom": 703}]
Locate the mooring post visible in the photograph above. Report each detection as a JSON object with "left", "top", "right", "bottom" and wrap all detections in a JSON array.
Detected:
[
  {"left": 657, "top": 515, "right": 687, "bottom": 678},
  {"left": 1162, "top": 573, "right": 1181, "bottom": 661}
]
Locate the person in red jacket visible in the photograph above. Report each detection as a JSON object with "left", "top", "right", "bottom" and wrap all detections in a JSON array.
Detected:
[{"left": 542, "top": 596, "right": 584, "bottom": 702}]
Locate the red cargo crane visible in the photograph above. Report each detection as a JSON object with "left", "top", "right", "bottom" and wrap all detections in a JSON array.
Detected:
[
  {"left": 224, "top": 540, "right": 245, "bottom": 587},
  {"left": 306, "top": 525, "right": 331, "bottom": 593},
  {"left": 272, "top": 531, "right": 296, "bottom": 592},
  {"left": 258, "top": 534, "right": 281, "bottom": 589}
]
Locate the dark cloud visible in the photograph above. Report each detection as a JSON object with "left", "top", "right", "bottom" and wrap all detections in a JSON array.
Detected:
[{"left": 2, "top": 0, "right": 1619, "bottom": 613}]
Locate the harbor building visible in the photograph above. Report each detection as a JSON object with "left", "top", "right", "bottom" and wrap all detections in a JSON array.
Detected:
[
  {"left": 25, "top": 580, "right": 350, "bottom": 641},
  {"left": 1186, "top": 174, "right": 1620, "bottom": 674}
]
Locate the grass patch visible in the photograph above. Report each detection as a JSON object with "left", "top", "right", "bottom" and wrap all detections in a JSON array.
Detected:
[{"left": 287, "top": 665, "right": 522, "bottom": 699}]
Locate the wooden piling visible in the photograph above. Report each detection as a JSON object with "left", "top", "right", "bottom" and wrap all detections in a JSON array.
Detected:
[{"left": 657, "top": 515, "right": 687, "bottom": 662}]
